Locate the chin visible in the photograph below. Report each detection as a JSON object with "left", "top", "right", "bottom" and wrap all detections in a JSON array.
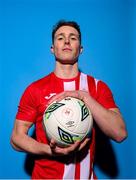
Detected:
[{"left": 56, "top": 59, "right": 78, "bottom": 65}]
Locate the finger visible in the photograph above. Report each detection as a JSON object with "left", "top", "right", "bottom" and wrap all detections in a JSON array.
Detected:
[
  {"left": 52, "top": 91, "right": 78, "bottom": 102},
  {"left": 78, "top": 138, "right": 90, "bottom": 151},
  {"left": 47, "top": 92, "right": 66, "bottom": 105},
  {"left": 53, "top": 140, "right": 80, "bottom": 155},
  {"left": 48, "top": 91, "right": 84, "bottom": 106},
  {"left": 50, "top": 139, "right": 57, "bottom": 149},
  {"left": 66, "top": 140, "right": 80, "bottom": 152},
  {"left": 63, "top": 91, "right": 85, "bottom": 100}
]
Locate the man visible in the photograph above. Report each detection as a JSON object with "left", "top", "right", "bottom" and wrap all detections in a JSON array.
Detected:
[{"left": 11, "top": 20, "right": 127, "bottom": 179}]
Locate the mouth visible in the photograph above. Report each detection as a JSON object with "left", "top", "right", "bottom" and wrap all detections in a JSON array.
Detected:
[{"left": 63, "top": 48, "right": 72, "bottom": 51}]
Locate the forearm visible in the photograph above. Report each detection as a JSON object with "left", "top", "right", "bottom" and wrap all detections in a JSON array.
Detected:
[
  {"left": 11, "top": 119, "right": 84, "bottom": 157},
  {"left": 11, "top": 132, "right": 51, "bottom": 155},
  {"left": 83, "top": 95, "right": 127, "bottom": 142}
]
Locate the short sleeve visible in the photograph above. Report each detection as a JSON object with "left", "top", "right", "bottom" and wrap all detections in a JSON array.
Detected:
[
  {"left": 16, "top": 84, "right": 38, "bottom": 122},
  {"left": 97, "top": 81, "right": 118, "bottom": 109}
]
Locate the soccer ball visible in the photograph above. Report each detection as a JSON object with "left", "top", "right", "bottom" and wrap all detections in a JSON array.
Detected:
[{"left": 43, "top": 97, "right": 93, "bottom": 147}]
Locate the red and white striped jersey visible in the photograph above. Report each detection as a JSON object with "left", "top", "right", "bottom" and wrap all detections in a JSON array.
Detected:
[{"left": 16, "top": 72, "right": 117, "bottom": 179}]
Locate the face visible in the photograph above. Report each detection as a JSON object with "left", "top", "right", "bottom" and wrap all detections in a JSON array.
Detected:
[{"left": 51, "top": 26, "right": 83, "bottom": 64}]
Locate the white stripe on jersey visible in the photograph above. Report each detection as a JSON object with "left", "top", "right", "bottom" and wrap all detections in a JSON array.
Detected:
[
  {"left": 94, "top": 78, "right": 99, "bottom": 92},
  {"left": 79, "top": 72, "right": 89, "bottom": 91},
  {"left": 79, "top": 73, "right": 92, "bottom": 179},
  {"left": 63, "top": 73, "right": 92, "bottom": 180},
  {"left": 80, "top": 149, "right": 90, "bottom": 179},
  {"left": 64, "top": 81, "right": 76, "bottom": 91},
  {"left": 63, "top": 80, "right": 76, "bottom": 180},
  {"left": 90, "top": 171, "right": 94, "bottom": 180},
  {"left": 62, "top": 161, "right": 76, "bottom": 180}
]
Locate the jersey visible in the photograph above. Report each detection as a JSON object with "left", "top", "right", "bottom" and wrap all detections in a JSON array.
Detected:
[{"left": 16, "top": 72, "right": 117, "bottom": 179}]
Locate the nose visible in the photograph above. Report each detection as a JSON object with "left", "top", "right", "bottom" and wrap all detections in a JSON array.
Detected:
[{"left": 65, "top": 37, "right": 70, "bottom": 44}]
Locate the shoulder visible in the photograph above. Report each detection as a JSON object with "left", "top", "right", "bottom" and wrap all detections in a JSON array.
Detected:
[
  {"left": 21, "top": 73, "right": 52, "bottom": 97},
  {"left": 87, "top": 73, "right": 111, "bottom": 91},
  {"left": 83, "top": 73, "right": 99, "bottom": 90},
  {"left": 31, "top": 73, "right": 52, "bottom": 88},
  {"left": 82, "top": 73, "right": 112, "bottom": 97},
  {"left": 97, "top": 80, "right": 113, "bottom": 94},
  {"left": 85, "top": 73, "right": 117, "bottom": 108},
  {"left": 25, "top": 73, "right": 52, "bottom": 91}
]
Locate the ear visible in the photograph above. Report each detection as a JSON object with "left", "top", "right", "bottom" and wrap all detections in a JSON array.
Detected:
[
  {"left": 50, "top": 45, "right": 54, "bottom": 54},
  {"left": 80, "top": 45, "right": 83, "bottom": 54}
]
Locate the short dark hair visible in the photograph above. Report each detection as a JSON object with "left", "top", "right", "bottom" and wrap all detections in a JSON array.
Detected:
[{"left": 52, "top": 20, "right": 81, "bottom": 44}]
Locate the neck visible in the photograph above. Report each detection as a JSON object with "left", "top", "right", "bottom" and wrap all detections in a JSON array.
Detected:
[{"left": 54, "top": 61, "right": 79, "bottom": 79}]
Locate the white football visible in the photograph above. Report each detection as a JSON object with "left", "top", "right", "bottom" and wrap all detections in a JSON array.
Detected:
[{"left": 43, "top": 97, "right": 93, "bottom": 147}]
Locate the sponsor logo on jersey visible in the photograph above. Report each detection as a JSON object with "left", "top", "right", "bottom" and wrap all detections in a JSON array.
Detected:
[{"left": 44, "top": 93, "right": 56, "bottom": 100}]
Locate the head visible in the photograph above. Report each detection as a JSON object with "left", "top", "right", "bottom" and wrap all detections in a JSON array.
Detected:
[
  {"left": 52, "top": 20, "right": 82, "bottom": 44},
  {"left": 51, "top": 20, "right": 83, "bottom": 64}
]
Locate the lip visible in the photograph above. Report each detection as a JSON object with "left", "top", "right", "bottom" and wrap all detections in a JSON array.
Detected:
[{"left": 63, "top": 48, "right": 72, "bottom": 51}]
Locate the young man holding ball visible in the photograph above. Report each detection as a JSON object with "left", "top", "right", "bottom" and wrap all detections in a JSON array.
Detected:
[{"left": 11, "top": 20, "right": 127, "bottom": 179}]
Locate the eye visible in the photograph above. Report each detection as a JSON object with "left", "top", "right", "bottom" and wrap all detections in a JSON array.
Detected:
[
  {"left": 70, "top": 36, "right": 78, "bottom": 41},
  {"left": 57, "top": 36, "right": 64, "bottom": 40}
]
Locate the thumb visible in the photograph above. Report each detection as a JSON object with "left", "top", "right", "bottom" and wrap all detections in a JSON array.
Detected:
[{"left": 50, "top": 138, "right": 57, "bottom": 149}]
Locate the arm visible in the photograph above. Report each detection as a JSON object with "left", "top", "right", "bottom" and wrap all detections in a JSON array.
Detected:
[
  {"left": 10, "top": 119, "right": 52, "bottom": 155},
  {"left": 83, "top": 93, "right": 127, "bottom": 142},
  {"left": 10, "top": 119, "right": 83, "bottom": 155},
  {"left": 48, "top": 91, "right": 127, "bottom": 142}
]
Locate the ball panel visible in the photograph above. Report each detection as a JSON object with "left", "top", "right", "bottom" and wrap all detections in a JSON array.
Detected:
[
  {"left": 52, "top": 98, "right": 80, "bottom": 132},
  {"left": 72, "top": 98, "right": 93, "bottom": 134}
]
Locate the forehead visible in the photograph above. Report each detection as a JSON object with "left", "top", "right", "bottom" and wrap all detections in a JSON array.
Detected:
[{"left": 55, "top": 25, "right": 79, "bottom": 36}]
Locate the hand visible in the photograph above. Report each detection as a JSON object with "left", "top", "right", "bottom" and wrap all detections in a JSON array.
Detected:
[
  {"left": 47, "top": 90, "right": 89, "bottom": 105},
  {"left": 49, "top": 138, "right": 91, "bottom": 156}
]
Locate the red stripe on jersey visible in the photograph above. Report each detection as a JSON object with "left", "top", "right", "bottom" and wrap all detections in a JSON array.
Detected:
[{"left": 75, "top": 157, "right": 80, "bottom": 179}]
